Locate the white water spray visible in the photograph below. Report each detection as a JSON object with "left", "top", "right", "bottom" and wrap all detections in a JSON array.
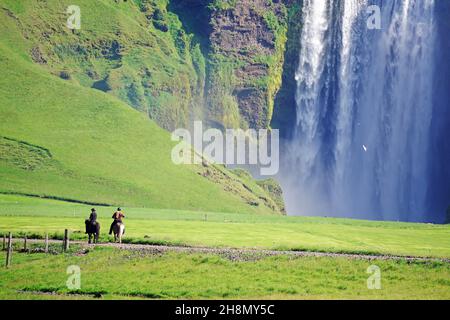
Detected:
[{"left": 284, "top": 0, "right": 437, "bottom": 222}]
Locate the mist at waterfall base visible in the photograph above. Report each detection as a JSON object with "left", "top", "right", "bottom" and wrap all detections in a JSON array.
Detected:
[{"left": 280, "top": 0, "right": 450, "bottom": 223}]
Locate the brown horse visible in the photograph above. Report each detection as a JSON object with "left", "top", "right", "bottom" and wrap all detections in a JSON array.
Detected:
[{"left": 85, "top": 220, "right": 100, "bottom": 244}]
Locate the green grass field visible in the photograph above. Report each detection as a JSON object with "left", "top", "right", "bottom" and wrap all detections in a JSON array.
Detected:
[
  {"left": 1, "top": 193, "right": 450, "bottom": 300},
  {"left": 1, "top": 194, "right": 450, "bottom": 258},
  {"left": 1, "top": 247, "right": 449, "bottom": 300}
]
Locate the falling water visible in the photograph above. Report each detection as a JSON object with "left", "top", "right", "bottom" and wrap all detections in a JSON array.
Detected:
[{"left": 283, "top": 0, "right": 447, "bottom": 222}]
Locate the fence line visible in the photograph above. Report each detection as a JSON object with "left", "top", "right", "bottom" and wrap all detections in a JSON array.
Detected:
[
  {"left": 45, "top": 233, "right": 49, "bottom": 253},
  {"left": 63, "top": 229, "right": 69, "bottom": 252},
  {"left": 6, "top": 232, "right": 12, "bottom": 268},
  {"left": 3, "top": 230, "right": 71, "bottom": 267}
]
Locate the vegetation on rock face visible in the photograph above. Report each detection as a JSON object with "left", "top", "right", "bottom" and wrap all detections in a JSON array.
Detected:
[
  {"left": 256, "top": 178, "right": 286, "bottom": 214},
  {"left": 1, "top": 0, "right": 293, "bottom": 133},
  {"left": 271, "top": 2, "right": 302, "bottom": 138},
  {"left": 0, "top": 0, "right": 284, "bottom": 214},
  {"left": 0, "top": 0, "right": 293, "bottom": 213},
  {"left": 208, "top": 0, "right": 238, "bottom": 11},
  {"left": 169, "top": 0, "right": 291, "bottom": 130},
  {"left": 1, "top": 0, "right": 207, "bottom": 131},
  {"left": 206, "top": 0, "right": 289, "bottom": 129}
]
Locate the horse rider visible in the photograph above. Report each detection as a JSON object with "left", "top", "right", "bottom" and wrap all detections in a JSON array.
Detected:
[
  {"left": 89, "top": 208, "right": 97, "bottom": 223},
  {"left": 109, "top": 207, "right": 125, "bottom": 235},
  {"left": 86, "top": 208, "right": 98, "bottom": 233}
]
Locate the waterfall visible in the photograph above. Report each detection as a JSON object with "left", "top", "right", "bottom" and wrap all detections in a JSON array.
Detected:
[{"left": 283, "top": 0, "right": 443, "bottom": 222}]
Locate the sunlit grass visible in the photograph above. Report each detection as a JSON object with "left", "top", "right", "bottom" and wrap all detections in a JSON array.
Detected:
[
  {"left": 1, "top": 195, "right": 449, "bottom": 258},
  {"left": 1, "top": 247, "right": 449, "bottom": 300}
]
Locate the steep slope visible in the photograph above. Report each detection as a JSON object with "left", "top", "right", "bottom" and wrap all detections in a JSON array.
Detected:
[
  {"left": 271, "top": 2, "right": 301, "bottom": 139},
  {"left": 1, "top": 0, "right": 291, "bottom": 131},
  {"left": 205, "top": 0, "right": 289, "bottom": 129},
  {"left": 0, "top": 3, "right": 284, "bottom": 214},
  {"left": 1, "top": 0, "right": 205, "bottom": 131}
]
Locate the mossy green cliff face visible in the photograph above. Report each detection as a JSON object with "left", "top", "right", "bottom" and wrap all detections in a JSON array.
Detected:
[
  {"left": 4, "top": 0, "right": 293, "bottom": 132},
  {"left": 0, "top": 0, "right": 292, "bottom": 213},
  {"left": 2, "top": 0, "right": 206, "bottom": 131},
  {"left": 205, "top": 0, "right": 288, "bottom": 130},
  {"left": 271, "top": 1, "right": 301, "bottom": 138}
]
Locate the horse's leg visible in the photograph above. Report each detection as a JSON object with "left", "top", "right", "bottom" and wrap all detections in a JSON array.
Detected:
[
  {"left": 88, "top": 233, "right": 92, "bottom": 244},
  {"left": 119, "top": 226, "right": 123, "bottom": 244}
]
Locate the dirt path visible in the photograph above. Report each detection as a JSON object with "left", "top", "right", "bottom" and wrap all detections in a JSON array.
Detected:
[
  {"left": 15, "top": 238, "right": 450, "bottom": 263},
  {"left": 96, "top": 243, "right": 450, "bottom": 263}
]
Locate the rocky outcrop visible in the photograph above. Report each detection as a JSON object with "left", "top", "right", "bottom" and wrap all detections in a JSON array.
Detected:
[
  {"left": 14, "top": 0, "right": 295, "bottom": 133},
  {"left": 256, "top": 178, "right": 286, "bottom": 214},
  {"left": 206, "top": 0, "right": 288, "bottom": 129},
  {"left": 271, "top": 2, "right": 302, "bottom": 139},
  {"left": 10, "top": 0, "right": 206, "bottom": 132}
]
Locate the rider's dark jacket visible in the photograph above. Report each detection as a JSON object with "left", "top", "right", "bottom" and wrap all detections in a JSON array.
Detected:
[{"left": 89, "top": 212, "right": 97, "bottom": 223}]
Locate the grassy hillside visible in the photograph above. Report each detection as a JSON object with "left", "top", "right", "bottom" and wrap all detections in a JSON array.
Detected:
[
  {"left": 0, "top": 3, "right": 283, "bottom": 214},
  {"left": 0, "top": 0, "right": 292, "bottom": 132},
  {"left": 0, "top": 0, "right": 206, "bottom": 130}
]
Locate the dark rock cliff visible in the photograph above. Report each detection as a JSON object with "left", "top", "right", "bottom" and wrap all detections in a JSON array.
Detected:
[
  {"left": 206, "top": 0, "right": 289, "bottom": 129},
  {"left": 271, "top": 1, "right": 301, "bottom": 139}
]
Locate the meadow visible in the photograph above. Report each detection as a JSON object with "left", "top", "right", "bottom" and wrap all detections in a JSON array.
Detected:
[
  {"left": 1, "top": 247, "right": 449, "bottom": 300},
  {"left": 1, "top": 194, "right": 450, "bottom": 258},
  {"left": 1, "top": 194, "right": 450, "bottom": 300}
]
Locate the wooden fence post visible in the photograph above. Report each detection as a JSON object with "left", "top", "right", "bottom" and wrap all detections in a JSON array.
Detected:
[
  {"left": 63, "top": 229, "right": 69, "bottom": 252},
  {"left": 62, "top": 230, "right": 66, "bottom": 252},
  {"left": 6, "top": 232, "right": 12, "bottom": 268},
  {"left": 44, "top": 233, "right": 49, "bottom": 253},
  {"left": 23, "top": 235, "right": 27, "bottom": 251},
  {"left": 2, "top": 234, "right": 5, "bottom": 251}
]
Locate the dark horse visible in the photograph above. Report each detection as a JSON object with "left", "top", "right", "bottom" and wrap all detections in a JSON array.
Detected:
[{"left": 85, "top": 220, "right": 100, "bottom": 244}]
